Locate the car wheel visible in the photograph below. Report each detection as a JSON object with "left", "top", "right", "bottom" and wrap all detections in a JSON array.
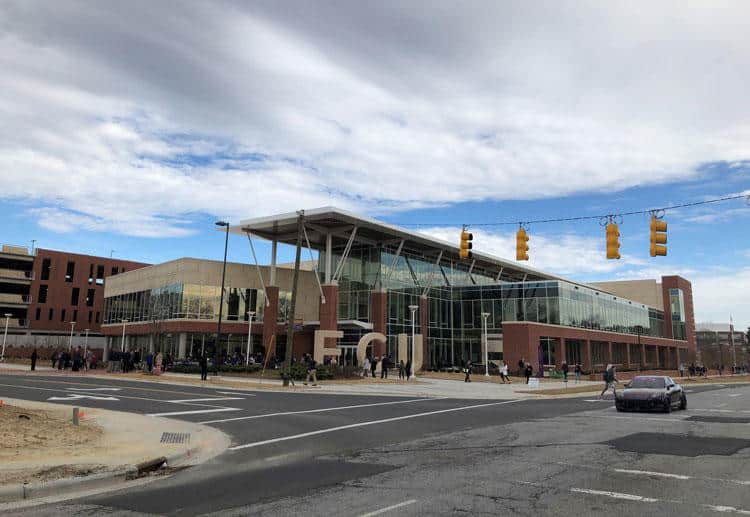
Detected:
[
  {"left": 616, "top": 404, "right": 624, "bottom": 412},
  {"left": 663, "top": 399, "right": 672, "bottom": 413},
  {"left": 679, "top": 393, "right": 687, "bottom": 410}
]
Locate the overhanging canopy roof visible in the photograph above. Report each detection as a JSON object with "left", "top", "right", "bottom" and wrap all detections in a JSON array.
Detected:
[{"left": 234, "top": 207, "right": 575, "bottom": 284}]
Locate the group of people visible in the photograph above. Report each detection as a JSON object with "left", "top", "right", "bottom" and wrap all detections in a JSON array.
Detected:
[
  {"left": 360, "top": 355, "right": 412, "bottom": 380},
  {"left": 50, "top": 347, "right": 97, "bottom": 372}
]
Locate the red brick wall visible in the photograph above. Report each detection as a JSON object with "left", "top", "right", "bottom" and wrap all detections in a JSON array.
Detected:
[
  {"left": 371, "top": 290, "right": 388, "bottom": 357},
  {"left": 27, "top": 249, "right": 148, "bottom": 334}
]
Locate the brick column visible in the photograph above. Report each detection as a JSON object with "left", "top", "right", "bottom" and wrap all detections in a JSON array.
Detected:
[
  {"left": 641, "top": 343, "right": 647, "bottom": 367},
  {"left": 320, "top": 284, "right": 339, "bottom": 346},
  {"left": 607, "top": 342, "right": 613, "bottom": 364},
  {"left": 655, "top": 346, "right": 661, "bottom": 368},
  {"left": 584, "top": 340, "right": 592, "bottom": 371},
  {"left": 370, "top": 289, "right": 388, "bottom": 358},
  {"left": 262, "top": 286, "right": 279, "bottom": 354},
  {"left": 419, "top": 295, "right": 429, "bottom": 370},
  {"left": 625, "top": 342, "right": 631, "bottom": 368}
]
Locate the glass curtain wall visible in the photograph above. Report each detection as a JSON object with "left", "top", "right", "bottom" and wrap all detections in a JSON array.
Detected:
[{"left": 669, "top": 288, "right": 687, "bottom": 340}]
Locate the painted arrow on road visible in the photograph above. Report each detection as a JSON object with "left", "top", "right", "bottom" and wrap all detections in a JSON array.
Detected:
[{"left": 48, "top": 394, "right": 119, "bottom": 401}]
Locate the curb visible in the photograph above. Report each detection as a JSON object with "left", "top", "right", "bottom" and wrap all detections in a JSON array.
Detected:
[{"left": 0, "top": 444, "right": 203, "bottom": 504}]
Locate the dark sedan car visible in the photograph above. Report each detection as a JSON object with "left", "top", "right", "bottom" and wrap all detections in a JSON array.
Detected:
[{"left": 615, "top": 375, "right": 687, "bottom": 413}]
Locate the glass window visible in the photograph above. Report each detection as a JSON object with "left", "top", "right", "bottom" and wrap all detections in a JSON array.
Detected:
[
  {"left": 86, "top": 289, "right": 95, "bottom": 307},
  {"left": 71, "top": 287, "right": 80, "bottom": 306},
  {"left": 38, "top": 284, "right": 48, "bottom": 304},
  {"left": 96, "top": 265, "right": 105, "bottom": 285},
  {"left": 41, "top": 258, "right": 51, "bottom": 280},
  {"left": 65, "top": 261, "right": 75, "bottom": 282}
]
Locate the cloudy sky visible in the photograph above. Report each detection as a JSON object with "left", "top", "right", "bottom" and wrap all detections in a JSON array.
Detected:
[{"left": 1, "top": 1, "right": 749, "bottom": 326}]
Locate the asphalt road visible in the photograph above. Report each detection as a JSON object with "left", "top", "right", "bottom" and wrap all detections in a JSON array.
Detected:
[{"left": 1, "top": 373, "right": 748, "bottom": 516}]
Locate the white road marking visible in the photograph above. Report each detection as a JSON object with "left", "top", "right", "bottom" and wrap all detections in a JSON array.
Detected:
[
  {"left": 48, "top": 394, "right": 119, "bottom": 401},
  {"left": 229, "top": 399, "right": 523, "bottom": 450},
  {"left": 216, "top": 391, "right": 256, "bottom": 396},
  {"left": 570, "top": 488, "right": 659, "bottom": 502},
  {"left": 728, "top": 394, "right": 741, "bottom": 397},
  {"left": 554, "top": 461, "right": 750, "bottom": 487},
  {"left": 200, "top": 397, "right": 446, "bottom": 424},
  {"left": 614, "top": 468, "right": 690, "bottom": 480},
  {"left": 166, "top": 397, "right": 245, "bottom": 403},
  {"left": 719, "top": 403, "right": 729, "bottom": 407},
  {"left": 691, "top": 408, "right": 750, "bottom": 414},
  {"left": 704, "top": 505, "right": 750, "bottom": 515},
  {"left": 67, "top": 387, "right": 121, "bottom": 392},
  {"left": 147, "top": 408, "right": 242, "bottom": 417},
  {"left": 583, "top": 399, "right": 609, "bottom": 402},
  {"left": 359, "top": 499, "right": 418, "bottom": 516}
]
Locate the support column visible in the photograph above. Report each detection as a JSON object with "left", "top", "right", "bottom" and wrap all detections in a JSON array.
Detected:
[
  {"left": 270, "top": 240, "right": 277, "bottom": 286},
  {"left": 419, "top": 295, "right": 429, "bottom": 370},
  {"left": 103, "top": 336, "right": 110, "bottom": 363},
  {"left": 641, "top": 343, "right": 647, "bottom": 367},
  {"left": 148, "top": 334, "right": 155, "bottom": 354},
  {"left": 607, "top": 342, "right": 613, "bottom": 364},
  {"left": 263, "top": 286, "right": 279, "bottom": 355},
  {"left": 584, "top": 340, "right": 592, "bottom": 371},
  {"left": 325, "top": 233, "right": 333, "bottom": 284},
  {"left": 655, "top": 346, "right": 661, "bottom": 368},
  {"left": 371, "top": 289, "right": 388, "bottom": 359},
  {"left": 320, "top": 284, "right": 339, "bottom": 347},
  {"left": 558, "top": 338, "right": 566, "bottom": 367},
  {"left": 178, "top": 333, "right": 187, "bottom": 359},
  {"left": 625, "top": 342, "right": 631, "bottom": 368}
]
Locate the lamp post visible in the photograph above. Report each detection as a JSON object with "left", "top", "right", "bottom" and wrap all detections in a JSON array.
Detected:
[
  {"left": 408, "top": 304, "right": 419, "bottom": 380},
  {"left": 121, "top": 319, "right": 128, "bottom": 351},
  {"left": 215, "top": 221, "right": 230, "bottom": 362},
  {"left": 68, "top": 321, "right": 76, "bottom": 351},
  {"left": 1, "top": 313, "right": 11, "bottom": 362},
  {"left": 481, "top": 312, "right": 490, "bottom": 377},
  {"left": 246, "top": 311, "right": 255, "bottom": 365}
]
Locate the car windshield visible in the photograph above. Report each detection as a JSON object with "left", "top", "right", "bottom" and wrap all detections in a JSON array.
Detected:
[{"left": 629, "top": 377, "right": 666, "bottom": 389}]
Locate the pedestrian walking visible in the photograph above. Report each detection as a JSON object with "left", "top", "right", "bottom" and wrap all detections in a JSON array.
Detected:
[
  {"left": 574, "top": 363, "right": 582, "bottom": 384},
  {"left": 371, "top": 356, "right": 378, "bottom": 378},
  {"left": 303, "top": 353, "right": 318, "bottom": 386},
  {"left": 678, "top": 362, "right": 685, "bottom": 377},
  {"left": 561, "top": 361, "right": 569, "bottom": 384},
  {"left": 599, "top": 364, "right": 619, "bottom": 398},
  {"left": 398, "top": 360, "right": 405, "bottom": 380},
  {"left": 381, "top": 355, "right": 389, "bottom": 379},
  {"left": 146, "top": 352, "right": 154, "bottom": 373},
  {"left": 362, "top": 356, "right": 371, "bottom": 378},
  {"left": 405, "top": 359, "right": 412, "bottom": 380},
  {"left": 51, "top": 350, "right": 58, "bottom": 369},
  {"left": 518, "top": 357, "right": 525, "bottom": 377},
  {"left": 464, "top": 361, "right": 472, "bottom": 382},
  {"left": 524, "top": 363, "right": 533, "bottom": 384},
  {"left": 199, "top": 354, "right": 208, "bottom": 381},
  {"left": 30, "top": 348, "right": 37, "bottom": 371},
  {"left": 500, "top": 361, "right": 511, "bottom": 383}
]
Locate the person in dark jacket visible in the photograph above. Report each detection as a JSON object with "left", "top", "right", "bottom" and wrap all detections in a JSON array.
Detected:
[
  {"left": 199, "top": 354, "right": 208, "bottom": 381},
  {"left": 398, "top": 360, "right": 406, "bottom": 380},
  {"left": 518, "top": 358, "right": 525, "bottom": 376},
  {"left": 561, "top": 361, "right": 569, "bottom": 383},
  {"left": 525, "top": 363, "right": 533, "bottom": 384},
  {"left": 405, "top": 359, "right": 412, "bottom": 380},
  {"left": 30, "top": 349, "right": 38, "bottom": 371},
  {"left": 464, "top": 361, "right": 472, "bottom": 382},
  {"left": 304, "top": 354, "right": 318, "bottom": 386},
  {"left": 381, "top": 355, "right": 389, "bottom": 379},
  {"left": 371, "top": 356, "right": 378, "bottom": 378},
  {"left": 51, "top": 350, "right": 58, "bottom": 369}
]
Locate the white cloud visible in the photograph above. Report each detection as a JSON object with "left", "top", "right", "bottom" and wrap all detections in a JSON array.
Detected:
[
  {"left": 1, "top": 2, "right": 750, "bottom": 236},
  {"left": 692, "top": 268, "right": 750, "bottom": 330}
]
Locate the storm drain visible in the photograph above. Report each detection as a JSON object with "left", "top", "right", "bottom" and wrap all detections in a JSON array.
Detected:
[
  {"left": 606, "top": 432, "right": 750, "bottom": 457},
  {"left": 687, "top": 416, "right": 750, "bottom": 424},
  {"left": 161, "top": 432, "right": 191, "bottom": 444}
]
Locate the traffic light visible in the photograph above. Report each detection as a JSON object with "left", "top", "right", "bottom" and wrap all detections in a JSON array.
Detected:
[
  {"left": 516, "top": 227, "right": 529, "bottom": 261},
  {"left": 650, "top": 216, "right": 667, "bottom": 256},
  {"left": 606, "top": 222, "right": 620, "bottom": 259},
  {"left": 459, "top": 228, "right": 473, "bottom": 260}
]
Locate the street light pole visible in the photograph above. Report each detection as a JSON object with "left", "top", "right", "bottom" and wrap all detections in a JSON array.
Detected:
[
  {"left": 408, "top": 304, "right": 419, "bottom": 380},
  {"left": 246, "top": 311, "right": 255, "bottom": 365},
  {"left": 121, "top": 319, "right": 128, "bottom": 351},
  {"left": 69, "top": 321, "right": 76, "bottom": 351},
  {"left": 481, "top": 312, "right": 490, "bottom": 377},
  {"left": 215, "top": 221, "right": 230, "bottom": 362},
  {"left": 1, "top": 313, "right": 11, "bottom": 362}
]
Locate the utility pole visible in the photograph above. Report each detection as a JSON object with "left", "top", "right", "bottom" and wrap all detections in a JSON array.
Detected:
[{"left": 284, "top": 212, "right": 304, "bottom": 382}]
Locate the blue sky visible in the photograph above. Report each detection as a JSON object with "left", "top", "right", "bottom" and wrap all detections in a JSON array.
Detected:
[{"left": 0, "top": 1, "right": 748, "bottom": 326}]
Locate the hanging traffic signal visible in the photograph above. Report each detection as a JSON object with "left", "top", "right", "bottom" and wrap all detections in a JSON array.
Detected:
[
  {"left": 459, "top": 227, "right": 473, "bottom": 260},
  {"left": 606, "top": 222, "right": 620, "bottom": 259},
  {"left": 516, "top": 227, "right": 529, "bottom": 261},
  {"left": 650, "top": 215, "right": 667, "bottom": 256}
]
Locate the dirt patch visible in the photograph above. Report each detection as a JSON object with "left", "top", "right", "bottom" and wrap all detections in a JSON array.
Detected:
[
  {"left": 0, "top": 404, "right": 101, "bottom": 452},
  {"left": 0, "top": 404, "right": 105, "bottom": 484}
]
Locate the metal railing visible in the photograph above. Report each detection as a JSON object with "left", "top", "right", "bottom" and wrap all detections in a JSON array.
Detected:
[
  {"left": 0, "top": 268, "right": 34, "bottom": 280},
  {"left": 0, "top": 293, "right": 32, "bottom": 304}
]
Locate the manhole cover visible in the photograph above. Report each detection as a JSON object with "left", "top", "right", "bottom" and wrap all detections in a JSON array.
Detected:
[
  {"left": 687, "top": 416, "right": 750, "bottom": 424},
  {"left": 606, "top": 432, "right": 750, "bottom": 457},
  {"left": 161, "top": 432, "right": 191, "bottom": 444}
]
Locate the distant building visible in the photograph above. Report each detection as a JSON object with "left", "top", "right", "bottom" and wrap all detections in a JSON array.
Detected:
[
  {"left": 695, "top": 322, "right": 748, "bottom": 367},
  {"left": 0, "top": 244, "right": 148, "bottom": 352}
]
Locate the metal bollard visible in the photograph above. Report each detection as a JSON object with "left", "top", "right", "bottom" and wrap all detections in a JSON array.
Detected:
[{"left": 72, "top": 407, "right": 79, "bottom": 426}]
